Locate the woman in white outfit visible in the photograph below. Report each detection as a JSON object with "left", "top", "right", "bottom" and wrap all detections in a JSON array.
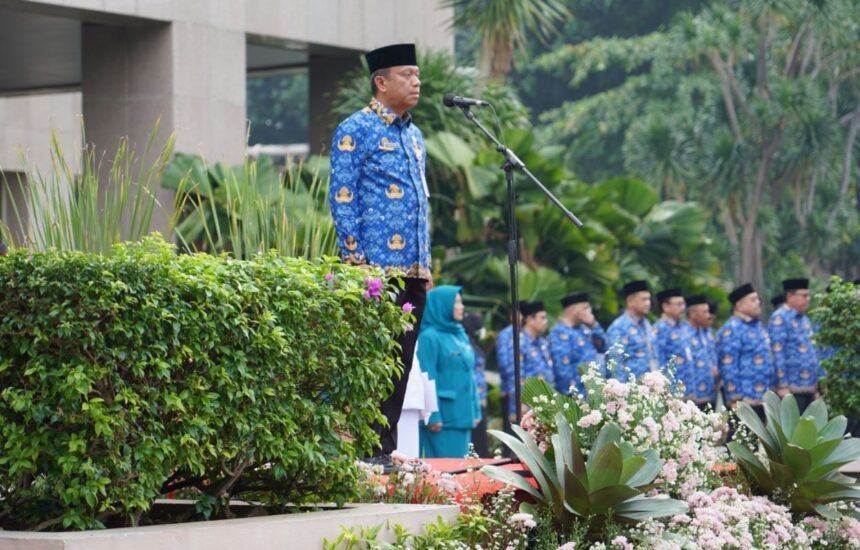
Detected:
[{"left": 395, "top": 343, "right": 438, "bottom": 458}]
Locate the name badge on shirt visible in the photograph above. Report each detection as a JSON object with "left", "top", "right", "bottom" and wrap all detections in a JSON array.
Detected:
[{"left": 421, "top": 168, "right": 430, "bottom": 198}]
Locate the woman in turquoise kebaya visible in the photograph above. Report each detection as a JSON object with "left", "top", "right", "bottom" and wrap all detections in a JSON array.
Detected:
[{"left": 418, "top": 285, "right": 482, "bottom": 458}]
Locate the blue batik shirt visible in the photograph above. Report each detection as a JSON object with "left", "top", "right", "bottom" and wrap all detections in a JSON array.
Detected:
[
  {"left": 684, "top": 321, "right": 718, "bottom": 403},
  {"left": 549, "top": 321, "right": 606, "bottom": 396},
  {"left": 495, "top": 324, "right": 516, "bottom": 417},
  {"left": 329, "top": 98, "right": 431, "bottom": 279},
  {"left": 520, "top": 330, "right": 555, "bottom": 388},
  {"left": 768, "top": 305, "right": 821, "bottom": 394},
  {"left": 607, "top": 313, "right": 657, "bottom": 379},
  {"left": 717, "top": 315, "right": 775, "bottom": 405},
  {"left": 653, "top": 318, "right": 695, "bottom": 397},
  {"left": 474, "top": 353, "right": 488, "bottom": 406}
]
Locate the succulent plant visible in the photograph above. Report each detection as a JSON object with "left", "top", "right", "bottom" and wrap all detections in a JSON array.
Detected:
[
  {"left": 728, "top": 391, "right": 860, "bottom": 518},
  {"left": 483, "top": 413, "right": 688, "bottom": 527}
]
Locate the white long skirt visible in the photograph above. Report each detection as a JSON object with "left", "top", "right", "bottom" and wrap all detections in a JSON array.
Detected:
[{"left": 396, "top": 409, "right": 421, "bottom": 458}]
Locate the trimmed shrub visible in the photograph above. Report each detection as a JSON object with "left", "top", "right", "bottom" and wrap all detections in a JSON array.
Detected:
[
  {"left": 811, "top": 280, "right": 860, "bottom": 421},
  {"left": 0, "top": 236, "right": 408, "bottom": 530}
]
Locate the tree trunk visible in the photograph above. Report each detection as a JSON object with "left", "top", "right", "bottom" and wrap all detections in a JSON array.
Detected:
[
  {"left": 478, "top": 33, "right": 513, "bottom": 84},
  {"left": 739, "top": 220, "right": 764, "bottom": 292}
]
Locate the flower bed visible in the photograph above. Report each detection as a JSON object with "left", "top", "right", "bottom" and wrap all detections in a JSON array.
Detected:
[{"left": 338, "top": 359, "right": 860, "bottom": 549}]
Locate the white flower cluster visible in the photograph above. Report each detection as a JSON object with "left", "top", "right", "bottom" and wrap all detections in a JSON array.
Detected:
[
  {"left": 574, "top": 359, "right": 727, "bottom": 498},
  {"left": 622, "top": 486, "right": 860, "bottom": 549}
]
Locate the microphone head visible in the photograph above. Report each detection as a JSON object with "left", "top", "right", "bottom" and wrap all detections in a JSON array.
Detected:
[{"left": 442, "top": 93, "right": 457, "bottom": 107}]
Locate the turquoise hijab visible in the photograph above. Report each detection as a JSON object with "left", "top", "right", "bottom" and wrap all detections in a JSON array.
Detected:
[{"left": 421, "top": 285, "right": 467, "bottom": 338}]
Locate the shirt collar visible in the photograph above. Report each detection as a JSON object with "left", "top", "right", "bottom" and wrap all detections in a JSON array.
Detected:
[
  {"left": 624, "top": 312, "right": 646, "bottom": 326},
  {"left": 369, "top": 97, "right": 411, "bottom": 127},
  {"left": 734, "top": 314, "right": 759, "bottom": 325}
]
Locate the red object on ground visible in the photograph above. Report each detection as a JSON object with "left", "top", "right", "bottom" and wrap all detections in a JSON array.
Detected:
[{"left": 424, "top": 457, "right": 538, "bottom": 500}]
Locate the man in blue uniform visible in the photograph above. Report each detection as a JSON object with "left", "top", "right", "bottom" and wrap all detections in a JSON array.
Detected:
[
  {"left": 549, "top": 292, "right": 606, "bottom": 396},
  {"left": 607, "top": 280, "right": 657, "bottom": 379},
  {"left": 653, "top": 288, "right": 694, "bottom": 398},
  {"left": 519, "top": 300, "right": 555, "bottom": 388},
  {"left": 717, "top": 283, "right": 774, "bottom": 420},
  {"left": 684, "top": 295, "right": 718, "bottom": 409},
  {"left": 497, "top": 301, "right": 554, "bottom": 423},
  {"left": 496, "top": 301, "right": 529, "bottom": 425},
  {"left": 329, "top": 43, "right": 430, "bottom": 461},
  {"left": 769, "top": 278, "right": 820, "bottom": 413}
]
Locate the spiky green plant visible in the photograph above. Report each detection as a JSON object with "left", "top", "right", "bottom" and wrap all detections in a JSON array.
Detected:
[
  {"left": 165, "top": 153, "right": 337, "bottom": 260},
  {"left": 728, "top": 391, "right": 860, "bottom": 519},
  {"left": 483, "top": 413, "right": 688, "bottom": 529},
  {"left": 1, "top": 121, "right": 173, "bottom": 255}
]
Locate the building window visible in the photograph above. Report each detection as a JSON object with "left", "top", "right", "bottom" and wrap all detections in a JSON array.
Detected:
[{"left": 246, "top": 69, "right": 308, "bottom": 147}]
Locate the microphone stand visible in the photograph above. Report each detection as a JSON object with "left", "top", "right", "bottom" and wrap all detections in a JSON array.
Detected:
[{"left": 456, "top": 105, "right": 583, "bottom": 426}]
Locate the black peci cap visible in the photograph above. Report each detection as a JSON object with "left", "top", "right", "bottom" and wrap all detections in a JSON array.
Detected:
[
  {"left": 365, "top": 43, "right": 417, "bottom": 74},
  {"left": 686, "top": 295, "right": 707, "bottom": 307},
  {"left": 519, "top": 301, "right": 545, "bottom": 317},
  {"left": 622, "top": 280, "right": 649, "bottom": 298},
  {"left": 782, "top": 278, "right": 809, "bottom": 291},
  {"left": 561, "top": 292, "right": 589, "bottom": 308},
  {"left": 656, "top": 288, "right": 683, "bottom": 304},
  {"left": 729, "top": 283, "right": 755, "bottom": 305}
]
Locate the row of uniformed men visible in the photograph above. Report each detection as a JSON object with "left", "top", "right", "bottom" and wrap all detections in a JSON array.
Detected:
[{"left": 495, "top": 278, "right": 823, "bottom": 420}]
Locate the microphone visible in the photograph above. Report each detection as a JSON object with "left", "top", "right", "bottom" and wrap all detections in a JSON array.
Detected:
[{"left": 442, "top": 93, "right": 490, "bottom": 108}]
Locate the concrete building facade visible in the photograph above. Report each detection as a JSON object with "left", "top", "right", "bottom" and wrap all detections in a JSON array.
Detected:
[{"left": 0, "top": 0, "right": 453, "bottom": 238}]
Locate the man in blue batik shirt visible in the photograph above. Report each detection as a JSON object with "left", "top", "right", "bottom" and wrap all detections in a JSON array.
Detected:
[
  {"left": 496, "top": 302, "right": 528, "bottom": 428},
  {"left": 329, "top": 43, "right": 430, "bottom": 462},
  {"left": 683, "top": 295, "right": 718, "bottom": 409},
  {"left": 717, "top": 283, "right": 775, "bottom": 420},
  {"left": 607, "top": 280, "right": 658, "bottom": 379},
  {"left": 549, "top": 291, "right": 606, "bottom": 397},
  {"left": 496, "top": 322, "right": 515, "bottom": 425},
  {"left": 653, "top": 288, "right": 695, "bottom": 399},
  {"left": 497, "top": 301, "right": 554, "bottom": 423},
  {"left": 769, "top": 278, "right": 821, "bottom": 413},
  {"left": 519, "top": 299, "right": 555, "bottom": 390}
]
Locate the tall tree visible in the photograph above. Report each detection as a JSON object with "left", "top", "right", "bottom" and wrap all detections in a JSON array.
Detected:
[
  {"left": 439, "top": 0, "right": 569, "bottom": 83},
  {"left": 541, "top": 0, "right": 860, "bottom": 291}
]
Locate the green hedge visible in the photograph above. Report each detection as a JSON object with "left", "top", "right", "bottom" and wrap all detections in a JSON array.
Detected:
[
  {"left": 0, "top": 236, "right": 407, "bottom": 530},
  {"left": 812, "top": 279, "right": 860, "bottom": 420}
]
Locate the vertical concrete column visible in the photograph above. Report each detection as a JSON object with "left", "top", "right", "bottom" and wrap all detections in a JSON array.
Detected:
[
  {"left": 308, "top": 53, "right": 362, "bottom": 156},
  {"left": 169, "top": 22, "right": 246, "bottom": 164},
  {"left": 82, "top": 23, "right": 175, "bottom": 235},
  {"left": 81, "top": 21, "right": 246, "bottom": 237}
]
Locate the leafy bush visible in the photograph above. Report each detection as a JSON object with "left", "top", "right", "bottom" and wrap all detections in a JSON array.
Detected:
[
  {"left": 811, "top": 279, "right": 860, "bottom": 421},
  {"left": 728, "top": 392, "right": 860, "bottom": 518},
  {"left": 0, "top": 236, "right": 407, "bottom": 530}
]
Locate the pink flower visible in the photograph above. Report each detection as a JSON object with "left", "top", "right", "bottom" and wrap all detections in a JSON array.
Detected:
[
  {"left": 325, "top": 272, "right": 334, "bottom": 282},
  {"left": 603, "top": 378, "right": 630, "bottom": 399},
  {"left": 611, "top": 536, "right": 633, "bottom": 550},
  {"left": 402, "top": 302, "right": 414, "bottom": 314},
  {"left": 363, "top": 277, "right": 384, "bottom": 300},
  {"left": 577, "top": 410, "right": 602, "bottom": 428}
]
